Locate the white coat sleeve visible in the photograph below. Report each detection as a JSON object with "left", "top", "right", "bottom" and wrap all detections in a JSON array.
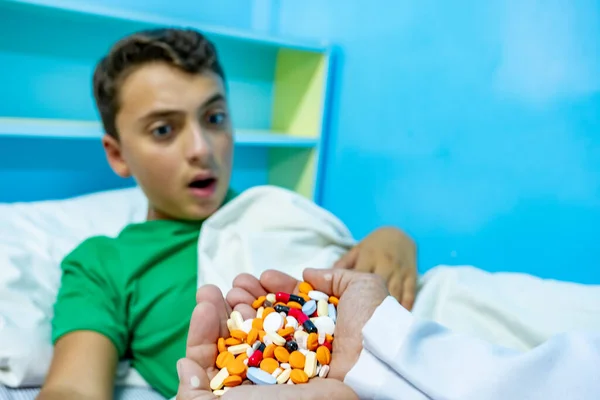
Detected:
[{"left": 344, "top": 296, "right": 600, "bottom": 400}]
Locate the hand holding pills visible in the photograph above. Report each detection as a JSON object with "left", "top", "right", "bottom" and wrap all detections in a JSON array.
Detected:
[
  {"left": 227, "top": 267, "right": 389, "bottom": 382},
  {"left": 176, "top": 277, "right": 361, "bottom": 400}
]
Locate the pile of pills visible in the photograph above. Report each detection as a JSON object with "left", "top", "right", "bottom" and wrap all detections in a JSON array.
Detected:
[{"left": 209, "top": 281, "right": 338, "bottom": 395}]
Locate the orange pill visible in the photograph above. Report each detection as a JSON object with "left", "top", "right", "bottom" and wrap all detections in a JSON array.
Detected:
[
  {"left": 298, "top": 293, "right": 311, "bottom": 301},
  {"left": 252, "top": 296, "right": 266, "bottom": 309},
  {"left": 216, "top": 351, "right": 235, "bottom": 369},
  {"left": 262, "top": 307, "right": 275, "bottom": 319},
  {"left": 227, "top": 358, "right": 247, "bottom": 376},
  {"left": 274, "top": 346, "right": 290, "bottom": 363},
  {"left": 326, "top": 334, "right": 334, "bottom": 344},
  {"left": 307, "top": 332, "right": 319, "bottom": 351},
  {"left": 274, "top": 302, "right": 286, "bottom": 307},
  {"left": 277, "top": 327, "right": 295, "bottom": 338},
  {"left": 223, "top": 375, "right": 243, "bottom": 387},
  {"left": 263, "top": 344, "right": 276, "bottom": 359},
  {"left": 260, "top": 358, "right": 280, "bottom": 374},
  {"left": 290, "top": 369, "right": 309, "bottom": 384},
  {"left": 246, "top": 328, "right": 258, "bottom": 345},
  {"left": 224, "top": 337, "right": 242, "bottom": 346},
  {"left": 217, "top": 337, "right": 227, "bottom": 353},
  {"left": 286, "top": 301, "right": 303, "bottom": 310},
  {"left": 328, "top": 296, "right": 339, "bottom": 306},
  {"left": 299, "top": 282, "right": 314, "bottom": 294},
  {"left": 230, "top": 330, "right": 248, "bottom": 341},
  {"left": 252, "top": 318, "right": 263, "bottom": 331},
  {"left": 289, "top": 351, "right": 306, "bottom": 369},
  {"left": 235, "top": 352, "right": 248, "bottom": 363},
  {"left": 258, "top": 330, "right": 267, "bottom": 342},
  {"left": 316, "top": 346, "right": 331, "bottom": 365}
]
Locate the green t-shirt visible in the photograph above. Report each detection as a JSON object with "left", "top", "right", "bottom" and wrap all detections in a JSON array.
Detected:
[{"left": 52, "top": 191, "right": 236, "bottom": 398}]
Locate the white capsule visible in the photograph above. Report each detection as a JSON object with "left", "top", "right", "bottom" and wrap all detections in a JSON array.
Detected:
[
  {"left": 276, "top": 368, "right": 291, "bottom": 384},
  {"left": 209, "top": 367, "right": 229, "bottom": 390},
  {"left": 318, "top": 332, "right": 326, "bottom": 345},
  {"left": 280, "top": 363, "right": 291, "bottom": 370},
  {"left": 271, "top": 368, "right": 283, "bottom": 378},
  {"left": 304, "top": 351, "right": 317, "bottom": 378},
  {"left": 308, "top": 290, "right": 329, "bottom": 302},
  {"left": 227, "top": 343, "right": 251, "bottom": 355},
  {"left": 319, "top": 365, "right": 330, "bottom": 378},
  {"left": 266, "top": 331, "right": 286, "bottom": 346},
  {"left": 257, "top": 306, "right": 265, "bottom": 319},
  {"left": 266, "top": 293, "right": 276, "bottom": 304},
  {"left": 230, "top": 311, "right": 244, "bottom": 331},
  {"left": 317, "top": 299, "right": 329, "bottom": 317},
  {"left": 299, "top": 348, "right": 309, "bottom": 356},
  {"left": 226, "top": 319, "right": 235, "bottom": 333}
]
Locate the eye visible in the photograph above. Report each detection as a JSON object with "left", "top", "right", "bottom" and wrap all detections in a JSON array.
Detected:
[
  {"left": 206, "top": 111, "right": 227, "bottom": 126},
  {"left": 150, "top": 123, "right": 173, "bottom": 138}
]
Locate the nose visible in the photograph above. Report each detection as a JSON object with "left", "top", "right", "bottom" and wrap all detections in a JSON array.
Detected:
[{"left": 185, "top": 122, "right": 212, "bottom": 165}]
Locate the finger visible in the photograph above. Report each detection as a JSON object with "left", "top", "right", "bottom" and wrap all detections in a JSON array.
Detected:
[
  {"left": 226, "top": 287, "right": 256, "bottom": 311},
  {"left": 386, "top": 271, "right": 404, "bottom": 302},
  {"left": 233, "top": 304, "right": 256, "bottom": 321},
  {"left": 333, "top": 246, "right": 359, "bottom": 269},
  {"left": 186, "top": 302, "right": 220, "bottom": 370},
  {"left": 401, "top": 273, "right": 417, "bottom": 311},
  {"left": 196, "top": 284, "right": 230, "bottom": 338},
  {"left": 175, "top": 358, "right": 215, "bottom": 400},
  {"left": 354, "top": 249, "right": 373, "bottom": 272},
  {"left": 231, "top": 273, "right": 267, "bottom": 300},
  {"left": 373, "top": 260, "right": 394, "bottom": 282},
  {"left": 259, "top": 270, "right": 299, "bottom": 294},
  {"left": 302, "top": 268, "right": 356, "bottom": 298}
]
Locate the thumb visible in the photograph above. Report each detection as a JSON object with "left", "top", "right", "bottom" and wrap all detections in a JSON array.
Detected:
[{"left": 176, "top": 358, "right": 215, "bottom": 400}]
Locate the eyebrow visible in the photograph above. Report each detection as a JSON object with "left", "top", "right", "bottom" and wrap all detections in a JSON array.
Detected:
[{"left": 138, "top": 93, "right": 226, "bottom": 124}]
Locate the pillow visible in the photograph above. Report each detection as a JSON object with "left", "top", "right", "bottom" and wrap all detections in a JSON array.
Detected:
[{"left": 0, "top": 186, "right": 148, "bottom": 387}]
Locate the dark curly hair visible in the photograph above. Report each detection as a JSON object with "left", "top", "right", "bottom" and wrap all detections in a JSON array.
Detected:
[{"left": 92, "top": 28, "right": 226, "bottom": 139}]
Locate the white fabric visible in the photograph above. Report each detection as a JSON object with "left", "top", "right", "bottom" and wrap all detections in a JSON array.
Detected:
[
  {"left": 0, "top": 187, "right": 148, "bottom": 387},
  {"left": 346, "top": 295, "right": 600, "bottom": 400},
  {"left": 197, "top": 185, "right": 357, "bottom": 294},
  {"left": 411, "top": 265, "right": 600, "bottom": 351}
]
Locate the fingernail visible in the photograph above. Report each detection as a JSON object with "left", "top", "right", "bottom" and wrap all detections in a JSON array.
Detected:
[
  {"left": 190, "top": 376, "right": 200, "bottom": 388},
  {"left": 176, "top": 360, "right": 182, "bottom": 380}
]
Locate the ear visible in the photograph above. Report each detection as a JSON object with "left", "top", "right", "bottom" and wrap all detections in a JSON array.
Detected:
[{"left": 102, "top": 134, "right": 131, "bottom": 178}]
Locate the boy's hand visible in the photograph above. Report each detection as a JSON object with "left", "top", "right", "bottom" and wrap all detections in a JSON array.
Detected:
[{"left": 334, "top": 227, "right": 417, "bottom": 310}]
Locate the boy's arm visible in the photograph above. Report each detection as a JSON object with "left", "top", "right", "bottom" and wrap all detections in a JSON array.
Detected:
[
  {"left": 37, "top": 331, "right": 118, "bottom": 400},
  {"left": 40, "top": 237, "right": 127, "bottom": 400}
]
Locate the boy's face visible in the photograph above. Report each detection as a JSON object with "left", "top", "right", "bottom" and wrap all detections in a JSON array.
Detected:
[{"left": 102, "top": 62, "right": 233, "bottom": 221}]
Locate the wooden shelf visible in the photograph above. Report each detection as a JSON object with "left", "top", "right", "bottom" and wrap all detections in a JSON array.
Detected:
[{"left": 0, "top": 118, "right": 318, "bottom": 148}]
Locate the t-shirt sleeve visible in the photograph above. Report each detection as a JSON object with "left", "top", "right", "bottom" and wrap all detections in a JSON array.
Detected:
[{"left": 51, "top": 237, "right": 128, "bottom": 357}]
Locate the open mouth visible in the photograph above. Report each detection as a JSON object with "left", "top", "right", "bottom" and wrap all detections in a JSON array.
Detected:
[{"left": 189, "top": 177, "right": 217, "bottom": 189}]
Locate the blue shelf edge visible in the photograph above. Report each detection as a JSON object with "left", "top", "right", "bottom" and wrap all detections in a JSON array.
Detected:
[
  {"left": 3, "top": 0, "right": 329, "bottom": 53},
  {"left": 0, "top": 118, "right": 318, "bottom": 148}
]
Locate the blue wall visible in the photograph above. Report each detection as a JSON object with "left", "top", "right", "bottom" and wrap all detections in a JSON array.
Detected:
[{"left": 276, "top": 0, "right": 600, "bottom": 284}]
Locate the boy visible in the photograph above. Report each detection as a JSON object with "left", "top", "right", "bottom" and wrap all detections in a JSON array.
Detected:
[{"left": 38, "top": 28, "right": 416, "bottom": 399}]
